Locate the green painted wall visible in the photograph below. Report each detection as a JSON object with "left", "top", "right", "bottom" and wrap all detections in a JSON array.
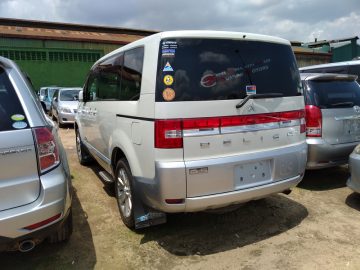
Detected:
[
  {"left": 331, "top": 43, "right": 360, "bottom": 62},
  {"left": 0, "top": 37, "right": 122, "bottom": 90}
]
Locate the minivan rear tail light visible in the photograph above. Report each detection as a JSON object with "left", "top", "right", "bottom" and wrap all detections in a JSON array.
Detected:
[
  {"left": 155, "top": 120, "right": 183, "bottom": 148},
  {"left": 33, "top": 127, "right": 60, "bottom": 173},
  {"left": 305, "top": 105, "right": 322, "bottom": 137}
]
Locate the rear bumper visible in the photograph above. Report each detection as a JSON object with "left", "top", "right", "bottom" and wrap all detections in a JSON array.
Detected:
[
  {"left": 306, "top": 138, "right": 358, "bottom": 169},
  {"left": 347, "top": 151, "right": 360, "bottom": 193},
  {"left": 185, "top": 175, "right": 302, "bottom": 212},
  {"left": 0, "top": 164, "right": 72, "bottom": 249},
  {"left": 137, "top": 142, "right": 307, "bottom": 213}
]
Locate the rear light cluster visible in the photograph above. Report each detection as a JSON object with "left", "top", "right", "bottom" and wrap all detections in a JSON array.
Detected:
[
  {"left": 33, "top": 127, "right": 60, "bottom": 173},
  {"left": 155, "top": 110, "right": 306, "bottom": 149},
  {"left": 305, "top": 105, "right": 322, "bottom": 137}
]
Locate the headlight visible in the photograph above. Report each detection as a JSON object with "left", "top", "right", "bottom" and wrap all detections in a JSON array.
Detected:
[
  {"left": 59, "top": 107, "right": 72, "bottom": 113},
  {"left": 354, "top": 145, "right": 360, "bottom": 155}
]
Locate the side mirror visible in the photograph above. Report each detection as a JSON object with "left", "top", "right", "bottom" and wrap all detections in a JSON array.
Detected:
[
  {"left": 78, "top": 91, "right": 83, "bottom": 102},
  {"left": 53, "top": 97, "right": 58, "bottom": 102}
]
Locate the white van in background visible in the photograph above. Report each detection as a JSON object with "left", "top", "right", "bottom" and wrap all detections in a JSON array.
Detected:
[
  {"left": 75, "top": 31, "right": 307, "bottom": 229},
  {"left": 300, "top": 60, "right": 360, "bottom": 84}
]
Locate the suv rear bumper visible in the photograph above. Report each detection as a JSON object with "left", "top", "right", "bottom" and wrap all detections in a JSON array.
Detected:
[
  {"left": 306, "top": 138, "right": 358, "bottom": 169},
  {"left": 347, "top": 151, "right": 360, "bottom": 193},
  {"left": 0, "top": 164, "right": 72, "bottom": 249},
  {"left": 137, "top": 142, "right": 307, "bottom": 213}
]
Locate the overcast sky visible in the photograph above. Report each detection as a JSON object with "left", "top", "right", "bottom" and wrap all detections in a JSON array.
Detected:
[{"left": 0, "top": 0, "right": 359, "bottom": 42}]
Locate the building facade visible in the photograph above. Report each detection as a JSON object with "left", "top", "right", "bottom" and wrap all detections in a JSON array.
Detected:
[{"left": 0, "top": 18, "right": 156, "bottom": 90}]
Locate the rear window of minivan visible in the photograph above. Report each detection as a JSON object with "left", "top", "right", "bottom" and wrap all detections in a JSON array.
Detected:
[
  {"left": 304, "top": 80, "right": 360, "bottom": 108},
  {"left": 0, "top": 67, "right": 28, "bottom": 131},
  {"left": 156, "top": 38, "right": 301, "bottom": 102}
]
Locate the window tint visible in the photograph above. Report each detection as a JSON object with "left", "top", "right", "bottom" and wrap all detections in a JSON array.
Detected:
[
  {"left": 0, "top": 68, "right": 29, "bottom": 131},
  {"left": 156, "top": 38, "right": 301, "bottom": 102},
  {"left": 85, "top": 47, "right": 144, "bottom": 101},
  {"left": 305, "top": 80, "right": 360, "bottom": 108},
  {"left": 121, "top": 47, "right": 144, "bottom": 100}
]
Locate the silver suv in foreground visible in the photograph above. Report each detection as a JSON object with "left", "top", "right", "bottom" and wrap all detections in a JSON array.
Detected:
[
  {"left": 0, "top": 57, "right": 72, "bottom": 252},
  {"left": 301, "top": 73, "right": 360, "bottom": 169}
]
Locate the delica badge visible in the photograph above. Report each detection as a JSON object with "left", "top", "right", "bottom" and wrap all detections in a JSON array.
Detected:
[{"left": 246, "top": 85, "right": 256, "bottom": 95}]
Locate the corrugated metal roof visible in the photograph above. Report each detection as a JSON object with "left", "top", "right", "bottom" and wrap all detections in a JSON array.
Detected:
[{"left": 0, "top": 18, "right": 157, "bottom": 45}]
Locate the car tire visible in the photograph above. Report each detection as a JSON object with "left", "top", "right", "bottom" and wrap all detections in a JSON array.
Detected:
[
  {"left": 57, "top": 116, "right": 64, "bottom": 128},
  {"left": 48, "top": 208, "right": 73, "bottom": 244},
  {"left": 76, "top": 129, "right": 93, "bottom": 165},
  {"left": 115, "top": 159, "right": 135, "bottom": 229}
]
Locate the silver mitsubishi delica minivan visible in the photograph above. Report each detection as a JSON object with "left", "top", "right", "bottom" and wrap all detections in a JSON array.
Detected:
[{"left": 75, "top": 31, "right": 307, "bottom": 229}]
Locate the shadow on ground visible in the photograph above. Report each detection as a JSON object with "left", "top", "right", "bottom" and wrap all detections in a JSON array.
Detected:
[
  {"left": 138, "top": 194, "right": 308, "bottom": 256},
  {"left": 345, "top": 192, "right": 360, "bottom": 211},
  {"left": 298, "top": 166, "right": 349, "bottom": 191},
  {"left": 0, "top": 189, "right": 96, "bottom": 270}
]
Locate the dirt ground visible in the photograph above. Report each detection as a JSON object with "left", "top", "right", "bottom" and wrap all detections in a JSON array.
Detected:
[{"left": 1, "top": 127, "right": 360, "bottom": 269}]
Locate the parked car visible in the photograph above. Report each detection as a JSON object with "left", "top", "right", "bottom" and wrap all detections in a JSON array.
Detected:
[
  {"left": 39, "top": 86, "right": 59, "bottom": 112},
  {"left": 75, "top": 30, "right": 307, "bottom": 229},
  {"left": 301, "top": 73, "right": 360, "bottom": 169},
  {"left": 0, "top": 56, "right": 72, "bottom": 252},
  {"left": 300, "top": 60, "right": 360, "bottom": 83},
  {"left": 51, "top": 87, "right": 81, "bottom": 128},
  {"left": 347, "top": 144, "right": 360, "bottom": 193}
]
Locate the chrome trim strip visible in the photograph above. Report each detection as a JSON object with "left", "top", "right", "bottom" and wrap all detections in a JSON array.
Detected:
[
  {"left": 335, "top": 115, "right": 360, "bottom": 121},
  {"left": 183, "top": 128, "right": 220, "bottom": 137}
]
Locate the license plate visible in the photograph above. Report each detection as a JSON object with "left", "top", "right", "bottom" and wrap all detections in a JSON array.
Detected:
[
  {"left": 234, "top": 160, "right": 271, "bottom": 189},
  {"left": 344, "top": 119, "right": 360, "bottom": 135}
]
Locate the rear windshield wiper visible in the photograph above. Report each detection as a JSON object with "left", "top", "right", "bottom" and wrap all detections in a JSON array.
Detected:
[
  {"left": 329, "top": 101, "right": 354, "bottom": 108},
  {"left": 236, "top": 93, "right": 283, "bottom": 109}
]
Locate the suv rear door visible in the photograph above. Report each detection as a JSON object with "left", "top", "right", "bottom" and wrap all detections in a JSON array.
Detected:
[
  {"left": 155, "top": 38, "right": 305, "bottom": 198},
  {"left": 305, "top": 77, "right": 360, "bottom": 144},
  {"left": 0, "top": 67, "right": 40, "bottom": 211}
]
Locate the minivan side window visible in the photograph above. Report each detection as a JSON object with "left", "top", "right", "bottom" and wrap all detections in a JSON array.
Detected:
[
  {"left": 120, "top": 47, "right": 144, "bottom": 101},
  {"left": 84, "top": 47, "right": 144, "bottom": 101}
]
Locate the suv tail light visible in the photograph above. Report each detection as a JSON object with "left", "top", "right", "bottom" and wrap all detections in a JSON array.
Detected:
[
  {"left": 305, "top": 105, "right": 322, "bottom": 137},
  {"left": 155, "top": 120, "right": 182, "bottom": 148},
  {"left": 33, "top": 127, "right": 60, "bottom": 173},
  {"left": 155, "top": 110, "right": 306, "bottom": 148}
]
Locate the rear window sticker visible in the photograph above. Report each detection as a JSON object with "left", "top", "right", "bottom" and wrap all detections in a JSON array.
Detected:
[
  {"left": 162, "top": 41, "right": 178, "bottom": 50},
  {"left": 163, "top": 75, "right": 174, "bottom": 86},
  {"left": 200, "top": 68, "right": 244, "bottom": 88},
  {"left": 11, "top": 114, "right": 25, "bottom": 121},
  {"left": 162, "top": 88, "right": 176, "bottom": 101},
  {"left": 246, "top": 85, "right": 257, "bottom": 95},
  {"left": 12, "top": 121, "right": 27, "bottom": 129},
  {"left": 163, "top": 62, "right": 174, "bottom": 72},
  {"left": 162, "top": 49, "right": 176, "bottom": 57}
]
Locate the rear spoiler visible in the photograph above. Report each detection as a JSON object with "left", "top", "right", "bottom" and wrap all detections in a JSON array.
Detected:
[{"left": 302, "top": 73, "right": 358, "bottom": 82}]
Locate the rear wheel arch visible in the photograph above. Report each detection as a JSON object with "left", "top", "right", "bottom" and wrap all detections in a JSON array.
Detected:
[{"left": 111, "top": 147, "right": 127, "bottom": 176}]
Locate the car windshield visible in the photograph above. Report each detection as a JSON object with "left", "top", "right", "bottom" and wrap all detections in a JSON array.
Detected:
[
  {"left": 48, "top": 88, "right": 57, "bottom": 100},
  {"left": 60, "top": 90, "right": 80, "bottom": 101},
  {"left": 305, "top": 80, "right": 360, "bottom": 108},
  {"left": 156, "top": 38, "right": 301, "bottom": 102}
]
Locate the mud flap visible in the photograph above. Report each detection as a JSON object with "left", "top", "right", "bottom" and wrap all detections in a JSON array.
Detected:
[{"left": 132, "top": 182, "right": 166, "bottom": 229}]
